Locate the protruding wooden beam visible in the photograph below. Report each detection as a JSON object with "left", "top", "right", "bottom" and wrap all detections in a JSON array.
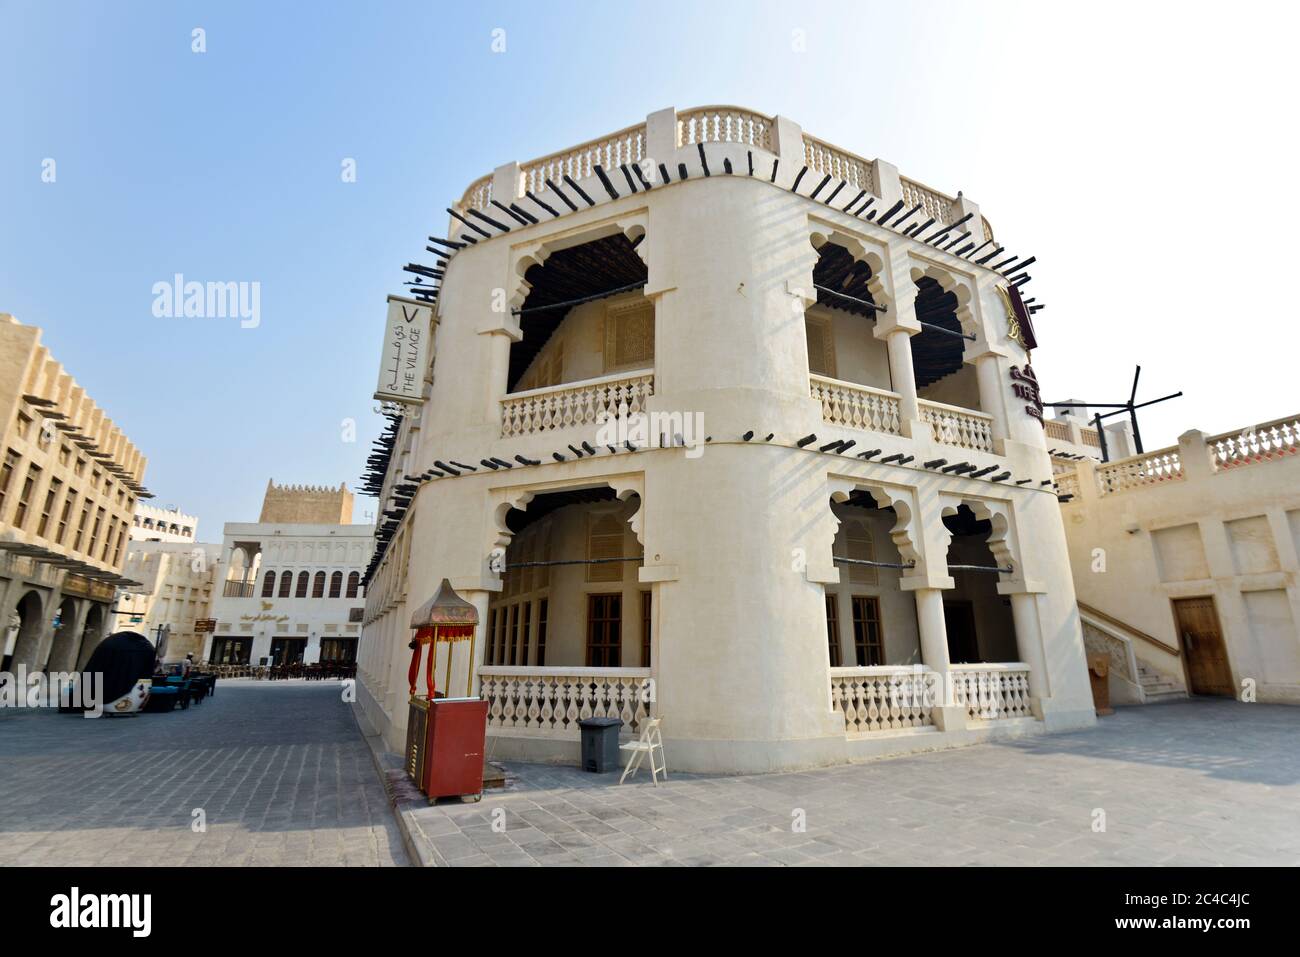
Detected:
[
  {"left": 525, "top": 190, "right": 559, "bottom": 217},
  {"left": 562, "top": 174, "right": 595, "bottom": 206},
  {"left": 593, "top": 165, "right": 620, "bottom": 200},
  {"left": 544, "top": 178, "right": 578, "bottom": 211},
  {"left": 447, "top": 208, "right": 491, "bottom": 238}
]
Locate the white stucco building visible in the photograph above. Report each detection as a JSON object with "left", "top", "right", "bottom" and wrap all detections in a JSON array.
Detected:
[
  {"left": 130, "top": 503, "right": 198, "bottom": 543},
  {"left": 356, "top": 105, "right": 1099, "bottom": 773},
  {"left": 204, "top": 482, "right": 373, "bottom": 666}
]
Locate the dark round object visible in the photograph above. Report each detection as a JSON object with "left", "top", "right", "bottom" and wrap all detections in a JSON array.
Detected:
[{"left": 81, "top": 631, "right": 156, "bottom": 707}]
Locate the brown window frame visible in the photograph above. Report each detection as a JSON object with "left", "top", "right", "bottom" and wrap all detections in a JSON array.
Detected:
[
  {"left": 14, "top": 462, "right": 40, "bottom": 529},
  {"left": 851, "top": 595, "right": 885, "bottom": 666},
  {"left": 36, "top": 478, "right": 61, "bottom": 539},
  {"left": 640, "top": 590, "right": 652, "bottom": 667},
  {"left": 312, "top": 571, "right": 326, "bottom": 598},
  {"left": 328, "top": 570, "right": 343, "bottom": 598},
  {"left": 826, "top": 592, "right": 842, "bottom": 667},
  {"left": 586, "top": 593, "right": 622, "bottom": 667},
  {"left": 261, "top": 571, "right": 276, "bottom": 598},
  {"left": 536, "top": 598, "right": 548, "bottom": 666},
  {"left": 278, "top": 571, "right": 292, "bottom": 598},
  {"left": 295, "top": 571, "right": 309, "bottom": 597}
]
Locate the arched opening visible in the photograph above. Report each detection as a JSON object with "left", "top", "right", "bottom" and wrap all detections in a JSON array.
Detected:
[
  {"left": 508, "top": 232, "right": 651, "bottom": 394},
  {"left": 345, "top": 571, "right": 360, "bottom": 599},
  {"left": 824, "top": 491, "right": 921, "bottom": 667},
  {"left": 44, "top": 596, "right": 81, "bottom": 672},
  {"left": 805, "top": 240, "right": 892, "bottom": 390},
  {"left": 278, "top": 570, "right": 292, "bottom": 598},
  {"left": 940, "top": 506, "right": 1017, "bottom": 663},
  {"left": 295, "top": 571, "right": 309, "bottom": 598},
  {"left": 911, "top": 274, "right": 980, "bottom": 410},
  {"left": 5, "top": 590, "right": 45, "bottom": 671},
  {"left": 75, "top": 603, "right": 107, "bottom": 670},
  {"left": 328, "top": 571, "right": 343, "bottom": 598},
  {"left": 488, "top": 487, "right": 644, "bottom": 668},
  {"left": 224, "top": 542, "right": 261, "bottom": 596},
  {"left": 311, "top": 571, "right": 326, "bottom": 598},
  {"left": 261, "top": 571, "right": 276, "bottom": 598}
]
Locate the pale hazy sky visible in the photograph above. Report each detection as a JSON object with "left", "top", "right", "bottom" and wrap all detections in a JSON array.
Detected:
[{"left": 2, "top": 1, "right": 1296, "bottom": 534}]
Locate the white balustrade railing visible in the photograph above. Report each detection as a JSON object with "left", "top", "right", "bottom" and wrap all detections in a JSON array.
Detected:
[
  {"left": 479, "top": 666, "right": 652, "bottom": 736},
  {"left": 500, "top": 370, "right": 654, "bottom": 438},
  {"left": 803, "top": 135, "right": 876, "bottom": 195},
  {"left": 460, "top": 174, "right": 493, "bottom": 213},
  {"left": 900, "top": 176, "right": 955, "bottom": 226},
  {"left": 1043, "top": 419, "right": 1072, "bottom": 442},
  {"left": 950, "top": 663, "right": 1033, "bottom": 721},
  {"left": 1054, "top": 470, "right": 1080, "bottom": 499},
  {"left": 678, "top": 106, "right": 773, "bottom": 150},
  {"left": 1206, "top": 415, "right": 1300, "bottom": 472},
  {"left": 1095, "top": 449, "right": 1182, "bottom": 496},
  {"left": 919, "top": 399, "right": 995, "bottom": 453},
  {"left": 810, "top": 375, "right": 902, "bottom": 434},
  {"left": 520, "top": 124, "right": 647, "bottom": 198},
  {"left": 830, "top": 666, "right": 937, "bottom": 733}
]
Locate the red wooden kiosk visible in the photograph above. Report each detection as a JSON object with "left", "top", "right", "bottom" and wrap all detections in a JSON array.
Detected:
[{"left": 404, "top": 579, "right": 489, "bottom": 802}]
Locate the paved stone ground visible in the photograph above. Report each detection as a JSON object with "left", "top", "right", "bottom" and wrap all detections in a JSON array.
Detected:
[
  {"left": 408, "top": 700, "right": 1300, "bottom": 866},
  {"left": 0, "top": 679, "right": 407, "bottom": 866}
]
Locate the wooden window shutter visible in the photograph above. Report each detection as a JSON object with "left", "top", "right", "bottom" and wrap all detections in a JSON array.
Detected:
[
  {"left": 587, "top": 512, "right": 625, "bottom": 582},
  {"left": 604, "top": 301, "right": 655, "bottom": 372},
  {"left": 806, "top": 315, "right": 836, "bottom": 378}
]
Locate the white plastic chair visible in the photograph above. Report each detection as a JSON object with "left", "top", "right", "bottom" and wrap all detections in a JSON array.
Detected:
[{"left": 619, "top": 717, "right": 667, "bottom": 785}]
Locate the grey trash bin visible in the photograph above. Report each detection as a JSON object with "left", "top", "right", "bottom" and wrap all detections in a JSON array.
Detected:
[{"left": 579, "top": 716, "right": 624, "bottom": 772}]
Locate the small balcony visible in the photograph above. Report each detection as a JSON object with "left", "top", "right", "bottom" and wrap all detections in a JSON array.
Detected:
[
  {"left": 809, "top": 376, "right": 995, "bottom": 454},
  {"left": 500, "top": 370, "right": 654, "bottom": 438}
]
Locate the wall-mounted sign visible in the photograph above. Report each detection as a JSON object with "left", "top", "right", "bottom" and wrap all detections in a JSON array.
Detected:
[
  {"left": 1010, "top": 364, "right": 1044, "bottom": 425},
  {"left": 374, "top": 295, "right": 434, "bottom": 405},
  {"left": 997, "top": 284, "right": 1038, "bottom": 351},
  {"left": 194, "top": 618, "right": 217, "bottom": 633}
]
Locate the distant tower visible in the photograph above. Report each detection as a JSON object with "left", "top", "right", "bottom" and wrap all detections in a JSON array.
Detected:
[{"left": 258, "top": 480, "right": 354, "bottom": 524}]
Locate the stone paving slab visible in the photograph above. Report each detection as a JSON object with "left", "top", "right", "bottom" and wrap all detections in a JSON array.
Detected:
[
  {"left": 398, "top": 700, "right": 1300, "bottom": 866},
  {"left": 0, "top": 680, "right": 407, "bottom": 866}
]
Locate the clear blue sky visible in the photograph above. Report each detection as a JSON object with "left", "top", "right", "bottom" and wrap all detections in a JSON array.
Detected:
[{"left": 2, "top": 1, "right": 1296, "bottom": 538}]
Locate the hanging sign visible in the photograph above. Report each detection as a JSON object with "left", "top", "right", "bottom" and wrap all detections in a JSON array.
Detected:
[
  {"left": 374, "top": 295, "right": 434, "bottom": 405},
  {"left": 997, "top": 284, "right": 1038, "bottom": 351}
]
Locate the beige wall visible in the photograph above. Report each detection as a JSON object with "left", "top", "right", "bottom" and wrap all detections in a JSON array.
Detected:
[
  {"left": 259, "top": 480, "right": 353, "bottom": 524},
  {"left": 1060, "top": 422, "right": 1300, "bottom": 703}
]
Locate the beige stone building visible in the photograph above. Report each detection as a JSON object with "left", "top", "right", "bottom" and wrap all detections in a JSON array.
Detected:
[
  {"left": 114, "top": 540, "right": 221, "bottom": 662},
  {"left": 1, "top": 314, "right": 149, "bottom": 673},
  {"left": 356, "top": 105, "right": 1099, "bottom": 774},
  {"left": 259, "top": 480, "right": 353, "bottom": 524},
  {"left": 1055, "top": 415, "right": 1300, "bottom": 705}
]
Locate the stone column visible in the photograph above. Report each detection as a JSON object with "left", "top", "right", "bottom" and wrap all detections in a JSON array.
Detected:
[
  {"left": 972, "top": 348, "right": 1011, "bottom": 447},
  {"left": 885, "top": 329, "right": 921, "bottom": 429},
  {"left": 645, "top": 107, "right": 678, "bottom": 168},
  {"left": 1007, "top": 591, "right": 1050, "bottom": 702}
]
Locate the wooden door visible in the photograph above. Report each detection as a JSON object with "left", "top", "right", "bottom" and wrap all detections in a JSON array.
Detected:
[
  {"left": 944, "top": 600, "right": 979, "bottom": 663},
  {"left": 1172, "top": 597, "right": 1233, "bottom": 697}
]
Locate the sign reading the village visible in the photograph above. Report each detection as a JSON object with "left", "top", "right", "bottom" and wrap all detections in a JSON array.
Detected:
[
  {"left": 374, "top": 295, "right": 433, "bottom": 405},
  {"left": 1010, "top": 364, "right": 1044, "bottom": 425}
]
